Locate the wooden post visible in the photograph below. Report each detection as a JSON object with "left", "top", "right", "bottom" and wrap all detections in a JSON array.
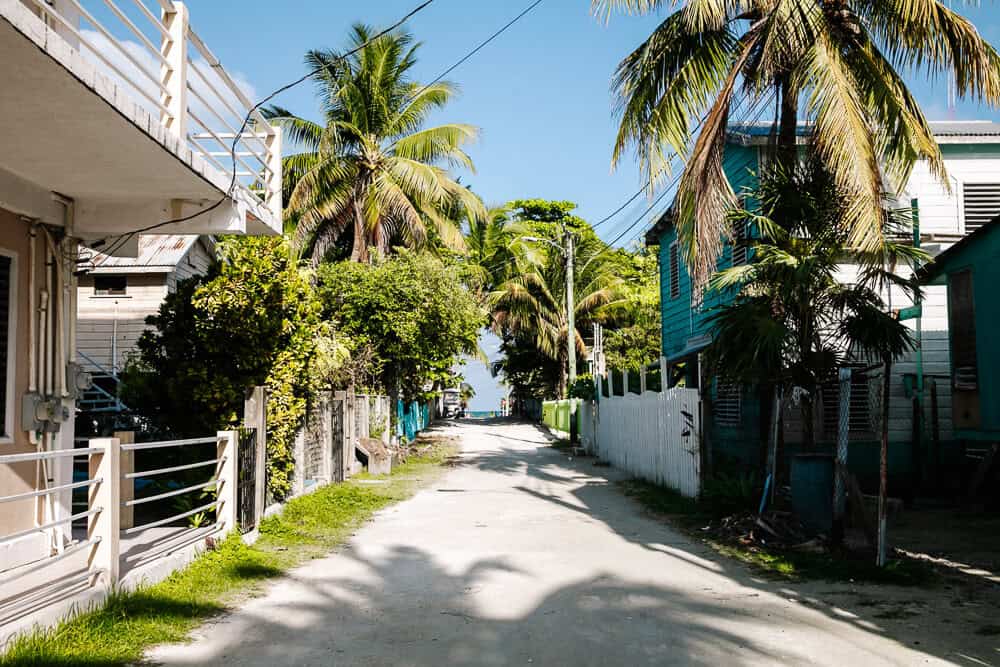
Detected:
[
  {"left": 265, "top": 127, "right": 283, "bottom": 221},
  {"left": 88, "top": 438, "right": 120, "bottom": 586},
  {"left": 622, "top": 369, "right": 630, "bottom": 396},
  {"left": 930, "top": 380, "right": 940, "bottom": 488},
  {"left": 159, "top": 1, "right": 189, "bottom": 138},
  {"left": 115, "top": 431, "right": 135, "bottom": 530},
  {"left": 639, "top": 366, "right": 647, "bottom": 394},
  {"left": 215, "top": 431, "right": 238, "bottom": 535},
  {"left": 659, "top": 356, "right": 669, "bottom": 392},
  {"left": 244, "top": 386, "right": 267, "bottom": 524}
]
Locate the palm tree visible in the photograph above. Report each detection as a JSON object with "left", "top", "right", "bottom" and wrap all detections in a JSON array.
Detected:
[
  {"left": 490, "top": 229, "right": 628, "bottom": 397},
  {"left": 597, "top": 0, "right": 1000, "bottom": 286},
  {"left": 464, "top": 204, "right": 537, "bottom": 296},
  {"left": 705, "top": 160, "right": 924, "bottom": 447},
  {"left": 265, "top": 25, "right": 485, "bottom": 264}
]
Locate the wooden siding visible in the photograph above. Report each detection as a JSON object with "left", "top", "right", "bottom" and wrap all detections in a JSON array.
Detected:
[
  {"left": 76, "top": 273, "right": 168, "bottom": 371},
  {"left": 658, "top": 144, "right": 759, "bottom": 359},
  {"left": 167, "top": 239, "right": 214, "bottom": 291},
  {"left": 906, "top": 145, "right": 1000, "bottom": 235}
]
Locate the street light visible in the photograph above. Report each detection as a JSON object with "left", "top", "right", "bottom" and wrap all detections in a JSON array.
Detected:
[{"left": 519, "top": 231, "right": 577, "bottom": 394}]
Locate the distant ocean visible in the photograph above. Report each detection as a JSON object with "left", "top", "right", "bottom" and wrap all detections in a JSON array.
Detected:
[{"left": 467, "top": 410, "right": 500, "bottom": 419}]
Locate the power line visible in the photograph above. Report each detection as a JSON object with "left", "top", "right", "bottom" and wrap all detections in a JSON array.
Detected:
[
  {"left": 94, "top": 0, "right": 439, "bottom": 257},
  {"left": 615, "top": 88, "right": 780, "bottom": 249},
  {"left": 408, "top": 0, "right": 544, "bottom": 102}
]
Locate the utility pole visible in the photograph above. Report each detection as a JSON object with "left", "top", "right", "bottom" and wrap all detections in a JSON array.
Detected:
[{"left": 565, "top": 228, "right": 576, "bottom": 391}]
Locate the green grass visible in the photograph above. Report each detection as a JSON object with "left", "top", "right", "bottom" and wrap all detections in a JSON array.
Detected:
[
  {"left": 618, "top": 478, "right": 935, "bottom": 587},
  {"left": 0, "top": 442, "right": 456, "bottom": 667}
]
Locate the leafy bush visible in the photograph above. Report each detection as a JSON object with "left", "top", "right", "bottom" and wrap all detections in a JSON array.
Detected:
[
  {"left": 318, "top": 250, "right": 484, "bottom": 401},
  {"left": 122, "top": 237, "right": 335, "bottom": 500},
  {"left": 567, "top": 374, "right": 595, "bottom": 400}
]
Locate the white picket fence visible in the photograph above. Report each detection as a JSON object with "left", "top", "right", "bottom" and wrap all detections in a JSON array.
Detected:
[{"left": 581, "top": 387, "right": 702, "bottom": 498}]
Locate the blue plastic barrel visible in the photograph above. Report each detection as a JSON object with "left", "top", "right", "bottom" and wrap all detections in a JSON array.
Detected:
[{"left": 790, "top": 453, "right": 834, "bottom": 535}]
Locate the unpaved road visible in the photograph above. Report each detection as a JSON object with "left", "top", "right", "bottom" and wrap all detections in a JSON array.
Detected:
[{"left": 148, "top": 421, "right": 996, "bottom": 666}]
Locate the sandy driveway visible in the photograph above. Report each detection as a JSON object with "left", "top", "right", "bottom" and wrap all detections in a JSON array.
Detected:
[{"left": 147, "top": 420, "right": 996, "bottom": 666}]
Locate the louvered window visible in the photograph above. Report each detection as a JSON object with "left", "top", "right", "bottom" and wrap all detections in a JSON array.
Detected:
[
  {"left": 822, "top": 367, "right": 872, "bottom": 437},
  {"left": 0, "top": 256, "right": 10, "bottom": 437},
  {"left": 732, "top": 221, "right": 748, "bottom": 267},
  {"left": 669, "top": 243, "right": 680, "bottom": 299},
  {"left": 962, "top": 183, "right": 1000, "bottom": 233},
  {"left": 715, "top": 382, "right": 741, "bottom": 427}
]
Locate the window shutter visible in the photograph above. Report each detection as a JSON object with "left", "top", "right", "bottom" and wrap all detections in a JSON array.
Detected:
[
  {"left": 669, "top": 244, "right": 680, "bottom": 299},
  {"left": 948, "top": 270, "right": 978, "bottom": 390},
  {"left": 715, "top": 382, "right": 741, "bottom": 427},
  {"left": 962, "top": 183, "right": 1000, "bottom": 233}
]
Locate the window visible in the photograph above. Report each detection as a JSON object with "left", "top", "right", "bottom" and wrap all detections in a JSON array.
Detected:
[
  {"left": 669, "top": 243, "right": 680, "bottom": 299},
  {"left": 731, "top": 222, "right": 748, "bottom": 267},
  {"left": 0, "top": 254, "right": 15, "bottom": 440},
  {"left": 94, "top": 275, "right": 127, "bottom": 296},
  {"left": 948, "top": 270, "right": 980, "bottom": 428},
  {"left": 949, "top": 270, "right": 978, "bottom": 388},
  {"left": 962, "top": 183, "right": 1000, "bottom": 233},
  {"left": 822, "top": 367, "right": 872, "bottom": 437},
  {"left": 731, "top": 198, "right": 748, "bottom": 266},
  {"left": 715, "top": 382, "right": 741, "bottom": 427}
]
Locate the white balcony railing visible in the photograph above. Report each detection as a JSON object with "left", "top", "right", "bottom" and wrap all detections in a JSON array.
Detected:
[{"left": 22, "top": 0, "right": 282, "bottom": 223}]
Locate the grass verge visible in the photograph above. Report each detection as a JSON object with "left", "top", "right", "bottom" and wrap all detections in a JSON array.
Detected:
[
  {"left": 0, "top": 441, "right": 456, "bottom": 667},
  {"left": 618, "top": 478, "right": 935, "bottom": 586}
]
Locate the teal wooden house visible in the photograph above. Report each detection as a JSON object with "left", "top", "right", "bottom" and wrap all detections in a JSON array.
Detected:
[
  {"left": 645, "top": 121, "right": 1000, "bottom": 493},
  {"left": 920, "top": 217, "right": 1000, "bottom": 444}
]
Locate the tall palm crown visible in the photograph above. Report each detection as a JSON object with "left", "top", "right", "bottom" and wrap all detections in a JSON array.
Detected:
[
  {"left": 266, "top": 25, "right": 485, "bottom": 264},
  {"left": 597, "top": 0, "right": 1000, "bottom": 286},
  {"left": 490, "top": 228, "right": 628, "bottom": 396}
]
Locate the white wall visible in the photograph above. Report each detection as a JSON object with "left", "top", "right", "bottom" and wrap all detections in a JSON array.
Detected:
[{"left": 905, "top": 153, "right": 1000, "bottom": 235}]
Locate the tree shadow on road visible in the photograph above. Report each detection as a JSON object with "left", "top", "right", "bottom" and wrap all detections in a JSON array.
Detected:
[{"left": 456, "top": 424, "right": 998, "bottom": 666}]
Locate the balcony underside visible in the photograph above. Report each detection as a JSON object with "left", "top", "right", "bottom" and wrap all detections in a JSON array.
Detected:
[{"left": 0, "top": 8, "right": 278, "bottom": 243}]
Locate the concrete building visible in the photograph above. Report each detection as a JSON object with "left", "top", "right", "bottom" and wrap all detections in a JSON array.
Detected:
[{"left": 0, "top": 0, "right": 281, "bottom": 573}]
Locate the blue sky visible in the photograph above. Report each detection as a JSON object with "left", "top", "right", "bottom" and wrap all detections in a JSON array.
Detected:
[{"left": 190, "top": 0, "right": 1000, "bottom": 410}]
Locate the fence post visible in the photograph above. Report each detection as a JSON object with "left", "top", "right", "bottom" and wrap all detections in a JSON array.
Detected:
[
  {"left": 87, "top": 438, "right": 120, "bottom": 586},
  {"left": 659, "top": 356, "right": 669, "bottom": 391},
  {"left": 244, "top": 386, "right": 267, "bottom": 526},
  {"left": 640, "top": 366, "right": 647, "bottom": 394},
  {"left": 116, "top": 431, "right": 135, "bottom": 530},
  {"left": 159, "top": 1, "right": 189, "bottom": 138},
  {"left": 622, "top": 369, "right": 629, "bottom": 395},
  {"left": 216, "top": 431, "right": 238, "bottom": 535},
  {"left": 832, "top": 367, "right": 852, "bottom": 545}
]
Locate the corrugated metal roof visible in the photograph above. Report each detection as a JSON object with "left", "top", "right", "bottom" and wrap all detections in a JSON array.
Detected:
[
  {"left": 927, "top": 120, "right": 1000, "bottom": 136},
  {"left": 727, "top": 120, "right": 1000, "bottom": 141},
  {"left": 86, "top": 235, "right": 206, "bottom": 272}
]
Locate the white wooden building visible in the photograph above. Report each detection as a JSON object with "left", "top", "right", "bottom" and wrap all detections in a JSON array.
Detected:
[{"left": 77, "top": 234, "right": 215, "bottom": 374}]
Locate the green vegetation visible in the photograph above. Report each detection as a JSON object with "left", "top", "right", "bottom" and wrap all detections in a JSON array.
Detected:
[
  {"left": 265, "top": 24, "right": 483, "bottom": 265},
  {"left": 122, "top": 237, "right": 334, "bottom": 500},
  {"left": 0, "top": 442, "right": 455, "bottom": 667},
  {"left": 600, "top": 0, "right": 1000, "bottom": 287},
  {"left": 318, "top": 250, "right": 485, "bottom": 401},
  {"left": 706, "top": 161, "right": 924, "bottom": 446},
  {"left": 480, "top": 199, "right": 657, "bottom": 401},
  {"left": 618, "top": 478, "right": 935, "bottom": 586}
]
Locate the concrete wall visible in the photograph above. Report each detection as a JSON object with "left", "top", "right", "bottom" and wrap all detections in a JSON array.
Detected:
[{"left": 0, "top": 207, "right": 75, "bottom": 540}]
